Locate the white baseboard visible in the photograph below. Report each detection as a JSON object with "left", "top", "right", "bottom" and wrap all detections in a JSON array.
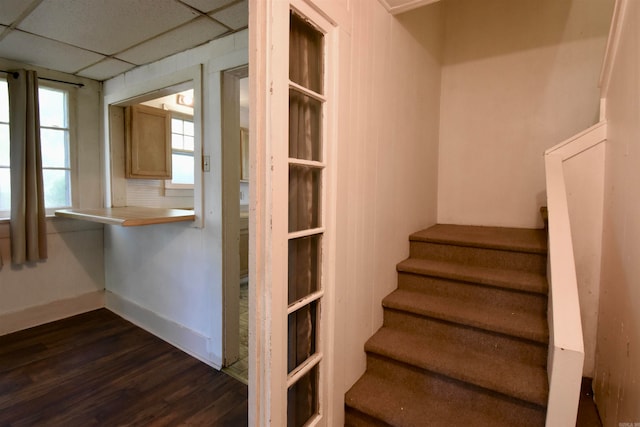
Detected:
[
  {"left": 105, "top": 291, "right": 221, "bottom": 369},
  {"left": 0, "top": 290, "right": 105, "bottom": 336}
]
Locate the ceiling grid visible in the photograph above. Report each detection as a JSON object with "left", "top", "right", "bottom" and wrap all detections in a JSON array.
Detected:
[{"left": 0, "top": 0, "right": 247, "bottom": 81}]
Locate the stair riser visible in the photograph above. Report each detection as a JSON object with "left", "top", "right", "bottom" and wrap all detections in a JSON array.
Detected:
[
  {"left": 398, "top": 272, "right": 548, "bottom": 314},
  {"left": 364, "top": 354, "right": 546, "bottom": 425},
  {"left": 383, "top": 309, "right": 547, "bottom": 367},
  {"left": 410, "top": 241, "right": 546, "bottom": 274}
]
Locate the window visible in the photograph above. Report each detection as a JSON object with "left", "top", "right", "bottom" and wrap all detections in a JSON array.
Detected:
[
  {"left": 39, "top": 86, "right": 71, "bottom": 209},
  {"left": 168, "top": 115, "right": 194, "bottom": 187},
  {"left": 0, "top": 78, "right": 72, "bottom": 218},
  {"left": 0, "top": 80, "right": 9, "bottom": 215}
]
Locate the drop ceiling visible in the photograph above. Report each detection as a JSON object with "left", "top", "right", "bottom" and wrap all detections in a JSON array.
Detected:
[{"left": 0, "top": 0, "right": 248, "bottom": 81}]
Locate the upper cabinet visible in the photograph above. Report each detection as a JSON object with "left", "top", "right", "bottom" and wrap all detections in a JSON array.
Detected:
[{"left": 125, "top": 104, "right": 172, "bottom": 179}]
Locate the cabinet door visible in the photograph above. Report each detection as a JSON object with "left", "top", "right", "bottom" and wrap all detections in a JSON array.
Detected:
[{"left": 125, "top": 104, "right": 172, "bottom": 179}]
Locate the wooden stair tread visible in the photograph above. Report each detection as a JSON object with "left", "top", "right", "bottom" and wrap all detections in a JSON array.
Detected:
[
  {"left": 411, "top": 224, "right": 547, "bottom": 254},
  {"left": 365, "top": 326, "right": 548, "bottom": 407},
  {"left": 384, "top": 288, "right": 548, "bottom": 343},
  {"left": 345, "top": 371, "right": 545, "bottom": 427},
  {"left": 398, "top": 257, "right": 548, "bottom": 295}
]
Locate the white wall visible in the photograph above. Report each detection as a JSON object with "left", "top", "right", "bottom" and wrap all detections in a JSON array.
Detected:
[
  {"left": 563, "top": 142, "right": 605, "bottom": 377},
  {"left": 438, "top": 0, "right": 612, "bottom": 228},
  {"left": 0, "top": 59, "right": 104, "bottom": 334},
  {"left": 103, "top": 30, "right": 248, "bottom": 368},
  {"left": 332, "top": 1, "right": 443, "bottom": 424},
  {"left": 595, "top": 1, "right": 640, "bottom": 424}
]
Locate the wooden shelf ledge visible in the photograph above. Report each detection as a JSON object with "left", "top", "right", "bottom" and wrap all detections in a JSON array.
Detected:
[{"left": 55, "top": 207, "right": 195, "bottom": 227}]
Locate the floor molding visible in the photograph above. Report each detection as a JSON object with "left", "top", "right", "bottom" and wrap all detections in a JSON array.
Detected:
[
  {"left": 0, "top": 290, "right": 105, "bottom": 336},
  {"left": 105, "top": 291, "right": 221, "bottom": 369}
]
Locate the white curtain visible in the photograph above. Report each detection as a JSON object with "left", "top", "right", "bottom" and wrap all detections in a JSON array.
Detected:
[{"left": 8, "top": 70, "right": 47, "bottom": 264}]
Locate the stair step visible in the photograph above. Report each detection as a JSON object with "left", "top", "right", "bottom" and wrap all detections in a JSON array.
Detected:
[
  {"left": 398, "top": 257, "right": 548, "bottom": 295},
  {"left": 365, "top": 326, "right": 548, "bottom": 407},
  {"left": 384, "top": 288, "right": 548, "bottom": 344},
  {"left": 345, "top": 365, "right": 546, "bottom": 427},
  {"left": 411, "top": 224, "right": 547, "bottom": 254},
  {"left": 345, "top": 223, "right": 551, "bottom": 425},
  {"left": 410, "top": 240, "right": 546, "bottom": 273},
  {"left": 398, "top": 271, "right": 547, "bottom": 314},
  {"left": 383, "top": 309, "right": 547, "bottom": 367}
]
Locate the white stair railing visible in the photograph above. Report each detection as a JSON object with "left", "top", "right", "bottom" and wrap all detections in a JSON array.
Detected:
[{"left": 543, "top": 121, "right": 606, "bottom": 426}]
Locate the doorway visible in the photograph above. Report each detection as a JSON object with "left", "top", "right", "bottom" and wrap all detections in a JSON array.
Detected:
[{"left": 221, "top": 65, "right": 249, "bottom": 383}]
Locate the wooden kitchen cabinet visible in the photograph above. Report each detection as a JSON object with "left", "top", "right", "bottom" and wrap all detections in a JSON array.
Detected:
[{"left": 125, "top": 104, "right": 172, "bottom": 179}]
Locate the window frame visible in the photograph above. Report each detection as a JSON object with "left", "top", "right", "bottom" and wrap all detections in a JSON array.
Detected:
[
  {"left": 40, "top": 83, "right": 76, "bottom": 215},
  {"left": 165, "top": 111, "right": 195, "bottom": 192}
]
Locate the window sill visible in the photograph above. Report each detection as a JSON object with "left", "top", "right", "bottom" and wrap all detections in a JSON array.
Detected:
[{"left": 0, "top": 214, "right": 69, "bottom": 223}]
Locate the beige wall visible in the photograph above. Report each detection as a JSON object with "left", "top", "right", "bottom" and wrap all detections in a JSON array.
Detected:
[
  {"left": 595, "top": 1, "right": 640, "bottom": 424},
  {"left": 0, "top": 220, "right": 104, "bottom": 334},
  {"left": 332, "top": 1, "right": 443, "bottom": 424},
  {"left": 0, "top": 60, "right": 104, "bottom": 333},
  {"left": 438, "top": 0, "right": 612, "bottom": 228}
]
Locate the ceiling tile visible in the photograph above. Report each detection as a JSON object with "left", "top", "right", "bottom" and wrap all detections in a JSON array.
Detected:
[
  {"left": 210, "top": 0, "right": 247, "bottom": 30},
  {"left": 18, "top": 0, "right": 200, "bottom": 55},
  {"left": 0, "top": 0, "right": 39, "bottom": 26},
  {"left": 0, "top": 30, "right": 105, "bottom": 74},
  {"left": 180, "top": 0, "right": 236, "bottom": 14},
  {"left": 76, "top": 58, "right": 135, "bottom": 81},
  {"left": 116, "top": 17, "right": 228, "bottom": 66}
]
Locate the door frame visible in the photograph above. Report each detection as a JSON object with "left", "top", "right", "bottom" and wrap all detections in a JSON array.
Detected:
[{"left": 222, "top": 65, "right": 249, "bottom": 368}]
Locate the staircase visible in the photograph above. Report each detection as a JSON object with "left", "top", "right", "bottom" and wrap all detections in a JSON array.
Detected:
[{"left": 344, "top": 224, "right": 549, "bottom": 426}]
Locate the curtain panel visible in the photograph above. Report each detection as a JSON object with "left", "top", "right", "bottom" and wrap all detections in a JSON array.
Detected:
[{"left": 8, "top": 70, "right": 47, "bottom": 264}]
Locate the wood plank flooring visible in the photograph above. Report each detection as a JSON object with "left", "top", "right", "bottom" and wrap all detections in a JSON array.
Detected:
[{"left": 0, "top": 309, "right": 248, "bottom": 426}]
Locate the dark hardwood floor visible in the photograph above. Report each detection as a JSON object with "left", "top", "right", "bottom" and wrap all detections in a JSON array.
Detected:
[{"left": 0, "top": 309, "right": 248, "bottom": 426}]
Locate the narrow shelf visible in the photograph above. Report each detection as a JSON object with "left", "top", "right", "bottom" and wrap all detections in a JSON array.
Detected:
[{"left": 55, "top": 207, "right": 195, "bottom": 227}]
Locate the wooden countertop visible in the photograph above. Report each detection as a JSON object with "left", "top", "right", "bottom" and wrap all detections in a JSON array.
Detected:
[{"left": 55, "top": 207, "right": 195, "bottom": 227}]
